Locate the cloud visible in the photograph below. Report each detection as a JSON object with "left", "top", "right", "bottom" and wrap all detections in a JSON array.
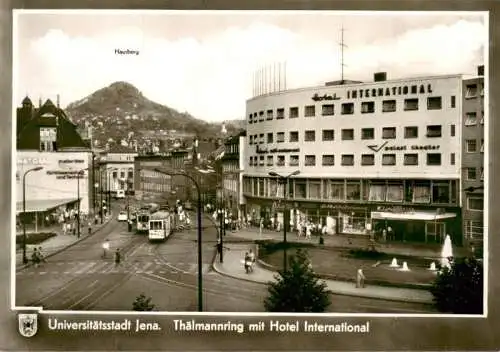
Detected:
[{"left": 20, "top": 18, "right": 485, "bottom": 122}]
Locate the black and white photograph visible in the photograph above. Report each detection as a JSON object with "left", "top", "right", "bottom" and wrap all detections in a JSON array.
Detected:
[{"left": 12, "top": 10, "right": 487, "bottom": 316}]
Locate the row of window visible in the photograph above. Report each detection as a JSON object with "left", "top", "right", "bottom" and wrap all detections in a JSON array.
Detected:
[
  {"left": 242, "top": 177, "right": 458, "bottom": 205},
  {"left": 464, "top": 219, "right": 484, "bottom": 241},
  {"left": 249, "top": 125, "right": 455, "bottom": 145},
  {"left": 249, "top": 153, "right": 451, "bottom": 167},
  {"left": 464, "top": 111, "right": 485, "bottom": 126},
  {"left": 465, "top": 139, "right": 485, "bottom": 153},
  {"left": 465, "top": 84, "right": 485, "bottom": 99},
  {"left": 248, "top": 96, "right": 454, "bottom": 123}
]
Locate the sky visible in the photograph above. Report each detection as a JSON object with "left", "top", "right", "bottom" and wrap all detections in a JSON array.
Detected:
[{"left": 14, "top": 11, "right": 487, "bottom": 122}]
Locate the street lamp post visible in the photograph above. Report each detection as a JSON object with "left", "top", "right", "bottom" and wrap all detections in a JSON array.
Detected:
[
  {"left": 99, "top": 168, "right": 103, "bottom": 224},
  {"left": 22, "top": 166, "right": 44, "bottom": 264},
  {"left": 269, "top": 170, "right": 300, "bottom": 271},
  {"left": 76, "top": 168, "right": 89, "bottom": 238},
  {"left": 155, "top": 168, "right": 203, "bottom": 312}
]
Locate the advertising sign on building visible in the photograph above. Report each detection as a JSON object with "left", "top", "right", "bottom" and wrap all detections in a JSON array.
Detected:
[{"left": 16, "top": 151, "right": 92, "bottom": 213}]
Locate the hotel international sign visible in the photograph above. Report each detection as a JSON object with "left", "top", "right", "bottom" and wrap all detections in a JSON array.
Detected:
[{"left": 312, "top": 83, "right": 434, "bottom": 101}]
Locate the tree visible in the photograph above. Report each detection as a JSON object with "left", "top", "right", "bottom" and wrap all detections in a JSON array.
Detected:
[
  {"left": 132, "top": 293, "right": 155, "bottom": 311},
  {"left": 430, "top": 257, "right": 483, "bottom": 314},
  {"left": 264, "top": 249, "right": 331, "bottom": 312}
]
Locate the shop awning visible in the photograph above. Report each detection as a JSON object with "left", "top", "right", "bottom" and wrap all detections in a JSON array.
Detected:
[
  {"left": 371, "top": 211, "right": 457, "bottom": 221},
  {"left": 16, "top": 198, "right": 78, "bottom": 214}
]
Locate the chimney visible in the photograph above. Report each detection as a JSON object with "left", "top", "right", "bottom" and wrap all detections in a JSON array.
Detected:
[
  {"left": 56, "top": 94, "right": 60, "bottom": 108},
  {"left": 374, "top": 72, "right": 387, "bottom": 82},
  {"left": 478, "top": 65, "right": 484, "bottom": 77}
]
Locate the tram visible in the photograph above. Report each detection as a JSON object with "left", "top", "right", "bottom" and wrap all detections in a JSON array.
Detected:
[{"left": 148, "top": 210, "right": 174, "bottom": 242}]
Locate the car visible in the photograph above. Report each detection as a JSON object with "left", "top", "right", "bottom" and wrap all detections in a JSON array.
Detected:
[{"left": 117, "top": 211, "right": 128, "bottom": 221}]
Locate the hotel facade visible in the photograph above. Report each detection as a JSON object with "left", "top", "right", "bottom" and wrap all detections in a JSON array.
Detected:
[{"left": 242, "top": 73, "right": 464, "bottom": 245}]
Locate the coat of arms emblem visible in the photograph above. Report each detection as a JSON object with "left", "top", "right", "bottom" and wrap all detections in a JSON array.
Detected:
[{"left": 18, "top": 313, "right": 38, "bottom": 337}]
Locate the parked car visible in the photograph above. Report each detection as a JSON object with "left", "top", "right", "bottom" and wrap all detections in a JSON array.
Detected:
[{"left": 117, "top": 211, "right": 128, "bottom": 221}]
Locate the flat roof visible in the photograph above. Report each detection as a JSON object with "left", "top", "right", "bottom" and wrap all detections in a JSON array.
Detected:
[{"left": 16, "top": 198, "right": 77, "bottom": 214}]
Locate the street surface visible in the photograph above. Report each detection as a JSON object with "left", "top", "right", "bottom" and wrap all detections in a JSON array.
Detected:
[{"left": 15, "top": 204, "right": 436, "bottom": 313}]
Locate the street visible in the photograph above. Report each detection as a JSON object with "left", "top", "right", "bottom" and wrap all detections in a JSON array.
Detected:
[{"left": 15, "top": 205, "right": 436, "bottom": 313}]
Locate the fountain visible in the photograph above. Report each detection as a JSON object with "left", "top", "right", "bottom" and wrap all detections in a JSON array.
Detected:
[
  {"left": 429, "top": 262, "right": 437, "bottom": 271},
  {"left": 389, "top": 258, "right": 400, "bottom": 268},
  {"left": 399, "top": 261, "right": 410, "bottom": 271},
  {"left": 441, "top": 234, "right": 453, "bottom": 269}
]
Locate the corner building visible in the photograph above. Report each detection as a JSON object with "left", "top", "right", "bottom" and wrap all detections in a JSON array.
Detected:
[{"left": 243, "top": 73, "right": 463, "bottom": 245}]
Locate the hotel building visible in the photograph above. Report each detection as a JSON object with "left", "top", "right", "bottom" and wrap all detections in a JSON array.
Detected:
[
  {"left": 220, "top": 131, "right": 246, "bottom": 219},
  {"left": 461, "top": 66, "right": 485, "bottom": 257},
  {"left": 242, "top": 72, "right": 464, "bottom": 244}
]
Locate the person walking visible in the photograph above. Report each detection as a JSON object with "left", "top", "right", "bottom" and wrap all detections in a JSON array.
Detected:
[
  {"left": 37, "top": 247, "right": 47, "bottom": 264},
  {"left": 243, "top": 252, "right": 252, "bottom": 274},
  {"left": 102, "top": 239, "right": 110, "bottom": 258},
  {"left": 31, "top": 248, "right": 40, "bottom": 268},
  {"left": 356, "top": 268, "right": 366, "bottom": 288},
  {"left": 248, "top": 249, "right": 256, "bottom": 273},
  {"left": 114, "top": 248, "right": 121, "bottom": 266}
]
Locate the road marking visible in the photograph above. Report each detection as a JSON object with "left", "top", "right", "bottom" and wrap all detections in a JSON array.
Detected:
[
  {"left": 57, "top": 262, "right": 64, "bottom": 266},
  {"left": 87, "top": 262, "right": 110, "bottom": 274},
  {"left": 159, "top": 271, "right": 165, "bottom": 274},
  {"left": 141, "top": 262, "right": 153, "bottom": 272},
  {"left": 128, "top": 243, "right": 145, "bottom": 258},
  {"left": 39, "top": 272, "right": 47, "bottom": 275}
]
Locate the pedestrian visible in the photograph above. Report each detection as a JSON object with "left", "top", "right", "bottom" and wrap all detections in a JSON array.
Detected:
[
  {"left": 382, "top": 229, "right": 387, "bottom": 242},
  {"left": 31, "top": 248, "right": 40, "bottom": 268},
  {"left": 37, "top": 247, "right": 47, "bottom": 263},
  {"left": 102, "top": 239, "right": 110, "bottom": 258},
  {"left": 114, "top": 248, "right": 121, "bottom": 266},
  {"left": 356, "top": 268, "right": 366, "bottom": 288},
  {"left": 259, "top": 218, "right": 263, "bottom": 236},
  {"left": 243, "top": 252, "right": 252, "bottom": 274},
  {"left": 387, "top": 226, "right": 393, "bottom": 241},
  {"left": 248, "top": 249, "right": 256, "bottom": 272}
]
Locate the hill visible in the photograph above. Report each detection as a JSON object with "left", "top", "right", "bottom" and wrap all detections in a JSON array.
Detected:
[{"left": 65, "top": 81, "right": 245, "bottom": 147}]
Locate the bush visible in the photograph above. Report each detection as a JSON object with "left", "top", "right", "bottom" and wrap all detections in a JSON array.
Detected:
[
  {"left": 15, "top": 232, "right": 57, "bottom": 245},
  {"left": 256, "top": 239, "right": 314, "bottom": 255},
  {"left": 264, "top": 249, "right": 331, "bottom": 312},
  {"left": 132, "top": 293, "right": 155, "bottom": 311},
  {"left": 430, "top": 257, "right": 483, "bottom": 314}
]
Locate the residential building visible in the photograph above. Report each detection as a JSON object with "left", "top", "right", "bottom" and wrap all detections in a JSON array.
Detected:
[
  {"left": 98, "top": 145, "right": 138, "bottom": 196},
  {"left": 243, "top": 72, "right": 464, "bottom": 245},
  {"left": 461, "top": 65, "right": 485, "bottom": 257},
  {"left": 220, "top": 131, "right": 246, "bottom": 219}
]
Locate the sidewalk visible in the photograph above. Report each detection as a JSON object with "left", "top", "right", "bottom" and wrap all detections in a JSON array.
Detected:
[
  {"left": 15, "top": 215, "right": 113, "bottom": 269},
  {"left": 212, "top": 243, "right": 434, "bottom": 305},
  {"left": 225, "top": 226, "right": 468, "bottom": 259}
]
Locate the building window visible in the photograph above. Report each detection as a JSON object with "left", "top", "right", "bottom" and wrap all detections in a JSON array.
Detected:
[
  {"left": 294, "top": 181, "right": 307, "bottom": 199},
  {"left": 308, "top": 180, "right": 321, "bottom": 199},
  {"left": 277, "top": 132, "right": 285, "bottom": 143},
  {"left": 322, "top": 155, "right": 335, "bottom": 166},
  {"left": 248, "top": 113, "right": 253, "bottom": 124},
  {"left": 466, "top": 139, "right": 477, "bottom": 153},
  {"left": 249, "top": 157, "right": 253, "bottom": 166},
  {"left": 466, "top": 84, "right": 478, "bottom": 98},
  {"left": 466, "top": 168, "right": 477, "bottom": 180},
  {"left": 369, "top": 183, "right": 386, "bottom": 201},
  {"left": 259, "top": 133, "right": 264, "bottom": 144},
  {"left": 382, "top": 154, "right": 396, "bottom": 166},
  {"left": 259, "top": 111, "right": 264, "bottom": 121},
  {"left": 404, "top": 126, "right": 418, "bottom": 139},
  {"left": 341, "top": 154, "right": 354, "bottom": 166},
  {"left": 342, "top": 129, "right": 354, "bottom": 140},
  {"left": 329, "top": 182, "right": 345, "bottom": 200},
  {"left": 267, "top": 155, "right": 273, "bottom": 166},
  {"left": 404, "top": 154, "right": 418, "bottom": 165},
  {"left": 451, "top": 95, "right": 456, "bottom": 108},
  {"left": 113, "top": 171, "right": 118, "bottom": 178},
  {"left": 382, "top": 127, "right": 396, "bottom": 139},
  {"left": 277, "top": 108, "right": 285, "bottom": 119},
  {"left": 382, "top": 100, "right": 396, "bottom": 112},
  {"left": 289, "top": 107, "right": 299, "bottom": 118},
  {"left": 450, "top": 124, "right": 455, "bottom": 137},
  {"left": 386, "top": 182, "right": 404, "bottom": 202},
  {"left": 361, "top": 101, "right": 375, "bottom": 114},
  {"left": 120, "top": 171, "right": 125, "bottom": 179},
  {"left": 480, "top": 111, "right": 484, "bottom": 125},
  {"left": 277, "top": 155, "right": 285, "bottom": 166},
  {"left": 346, "top": 181, "right": 361, "bottom": 200},
  {"left": 290, "top": 155, "right": 299, "bottom": 166},
  {"left": 289, "top": 131, "right": 299, "bottom": 142},
  {"left": 450, "top": 153, "right": 455, "bottom": 165},
  {"left": 427, "top": 153, "right": 441, "bottom": 166},
  {"left": 467, "top": 197, "right": 484, "bottom": 211},
  {"left": 304, "top": 130, "right": 315, "bottom": 142},
  {"left": 404, "top": 98, "right": 419, "bottom": 111},
  {"left": 465, "top": 112, "right": 477, "bottom": 126},
  {"left": 341, "top": 103, "right": 354, "bottom": 115},
  {"left": 305, "top": 155, "right": 316, "bottom": 166},
  {"left": 481, "top": 84, "right": 484, "bottom": 96},
  {"left": 322, "top": 129, "right": 334, "bottom": 141},
  {"left": 322, "top": 104, "right": 334, "bottom": 116},
  {"left": 481, "top": 139, "right": 484, "bottom": 153},
  {"left": 432, "top": 182, "right": 450, "bottom": 204},
  {"left": 39, "top": 127, "right": 57, "bottom": 152},
  {"left": 412, "top": 181, "right": 431, "bottom": 203},
  {"left": 259, "top": 156, "right": 264, "bottom": 166},
  {"left": 266, "top": 109, "right": 273, "bottom": 120},
  {"left": 426, "top": 125, "right": 442, "bottom": 138},
  {"left": 427, "top": 97, "right": 442, "bottom": 110},
  {"left": 304, "top": 105, "right": 315, "bottom": 117},
  {"left": 465, "top": 220, "right": 483, "bottom": 241},
  {"left": 128, "top": 170, "right": 133, "bottom": 179},
  {"left": 267, "top": 133, "right": 273, "bottom": 143},
  {"left": 361, "top": 128, "right": 374, "bottom": 140},
  {"left": 361, "top": 154, "right": 374, "bottom": 166}
]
